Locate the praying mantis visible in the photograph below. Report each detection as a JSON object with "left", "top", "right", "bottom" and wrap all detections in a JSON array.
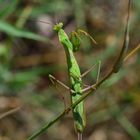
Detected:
[{"left": 50, "top": 22, "right": 99, "bottom": 138}]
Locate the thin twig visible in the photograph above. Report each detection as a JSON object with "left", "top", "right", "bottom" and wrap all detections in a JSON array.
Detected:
[
  {"left": 0, "top": 107, "right": 21, "bottom": 120},
  {"left": 113, "top": 0, "right": 131, "bottom": 72},
  {"left": 124, "top": 44, "right": 140, "bottom": 62}
]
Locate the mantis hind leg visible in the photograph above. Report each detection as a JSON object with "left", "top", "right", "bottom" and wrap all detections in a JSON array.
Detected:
[
  {"left": 49, "top": 74, "right": 74, "bottom": 93},
  {"left": 78, "top": 132, "right": 83, "bottom": 140},
  {"left": 96, "top": 60, "right": 101, "bottom": 84},
  {"left": 81, "top": 60, "right": 101, "bottom": 93},
  {"left": 49, "top": 74, "right": 72, "bottom": 109},
  {"left": 81, "top": 63, "right": 97, "bottom": 78},
  {"left": 81, "top": 60, "right": 101, "bottom": 80}
]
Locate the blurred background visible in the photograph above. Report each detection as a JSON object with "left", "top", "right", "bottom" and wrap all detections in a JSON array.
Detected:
[{"left": 0, "top": 0, "right": 140, "bottom": 140}]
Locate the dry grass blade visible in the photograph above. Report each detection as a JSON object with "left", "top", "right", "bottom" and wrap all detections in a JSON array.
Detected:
[
  {"left": 124, "top": 44, "right": 140, "bottom": 62},
  {"left": 0, "top": 107, "right": 21, "bottom": 120},
  {"left": 113, "top": 0, "right": 131, "bottom": 72}
]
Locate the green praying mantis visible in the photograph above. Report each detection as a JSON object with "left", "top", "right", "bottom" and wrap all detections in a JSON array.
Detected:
[
  {"left": 49, "top": 22, "right": 100, "bottom": 139},
  {"left": 54, "top": 23, "right": 86, "bottom": 133}
]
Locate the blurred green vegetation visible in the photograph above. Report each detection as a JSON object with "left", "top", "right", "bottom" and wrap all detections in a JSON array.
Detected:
[{"left": 0, "top": 0, "right": 140, "bottom": 140}]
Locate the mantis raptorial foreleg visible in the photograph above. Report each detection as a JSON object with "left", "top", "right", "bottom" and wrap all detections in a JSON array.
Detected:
[
  {"left": 77, "top": 29, "right": 97, "bottom": 45},
  {"left": 70, "top": 29, "right": 97, "bottom": 52}
]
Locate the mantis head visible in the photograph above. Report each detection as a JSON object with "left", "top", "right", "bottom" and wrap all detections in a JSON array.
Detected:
[{"left": 53, "top": 22, "right": 63, "bottom": 32}]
